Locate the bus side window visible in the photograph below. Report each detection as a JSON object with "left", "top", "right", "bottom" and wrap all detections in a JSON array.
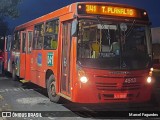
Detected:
[
  {"left": 32, "top": 37, "right": 37, "bottom": 49},
  {"left": 11, "top": 42, "right": 15, "bottom": 50},
  {"left": 22, "top": 33, "right": 26, "bottom": 53},
  {"left": 33, "top": 23, "right": 44, "bottom": 50},
  {"left": 6, "top": 36, "right": 12, "bottom": 52},
  {"left": 28, "top": 31, "right": 33, "bottom": 53},
  {"left": 44, "top": 19, "right": 59, "bottom": 50},
  {"left": 12, "top": 31, "right": 20, "bottom": 51}
]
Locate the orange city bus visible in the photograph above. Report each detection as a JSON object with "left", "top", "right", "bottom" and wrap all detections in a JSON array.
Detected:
[{"left": 4, "top": 2, "right": 153, "bottom": 103}]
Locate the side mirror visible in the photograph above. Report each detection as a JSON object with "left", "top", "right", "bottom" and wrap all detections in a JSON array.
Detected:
[{"left": 71, "top": 20, "right": 78, "bottom": 37}]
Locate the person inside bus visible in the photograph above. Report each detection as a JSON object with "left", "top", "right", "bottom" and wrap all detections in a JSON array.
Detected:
[
  {"left": 110, "top": 36, "right": 120, "bottom": 55},
  {"left": 89, "top": 29, "right": 100, "bottom": 58},
  {"left": 91, "top": 41, "right": 100, "bottom": 58},
  {"left": 110, "top": 42, "right": 120, "bottom": 55},
  {"left": 51, "top": 35, "right": 57, "bottom": 49},
  {"left": 44, "top": 36, "right": 51, "bottom": 49},
  {"left": 46, "top": 23, "right": 53, "bottom": 33}
]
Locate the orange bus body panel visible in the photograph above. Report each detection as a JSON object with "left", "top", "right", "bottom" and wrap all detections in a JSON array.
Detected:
[
  {"left": 71, "top": 69, "right": 152, "bottom": 103},
  {"left": 6, "top": 2, "right": 152, "bottom": 103}
]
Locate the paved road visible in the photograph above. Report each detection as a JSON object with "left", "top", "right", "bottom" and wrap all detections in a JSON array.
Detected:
[
  {"left": 0, "top": 76, "right": 160, "bottom": 120},
  {"left": 0, "top": 76, "right": 83, "bottom": 120}
]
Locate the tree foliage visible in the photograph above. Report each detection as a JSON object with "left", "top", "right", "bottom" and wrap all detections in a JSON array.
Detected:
[
  {"left": 0, "top": 0, "right": 21, "bottom": 18},
  {"left": 0, "top": 0, "right": 21, "bottom": 37},
  {"left": 0, "top": 0, "right": 21, "bottom": 50}
]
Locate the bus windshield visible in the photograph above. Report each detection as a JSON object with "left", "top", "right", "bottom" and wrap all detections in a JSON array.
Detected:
[{"left": 77, "top": 19, "right": 151, "bottom": 70}]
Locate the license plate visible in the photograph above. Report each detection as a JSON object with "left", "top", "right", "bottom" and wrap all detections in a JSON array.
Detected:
[{"left": 114, "top": 93, "right": 127, "bottom": 99}]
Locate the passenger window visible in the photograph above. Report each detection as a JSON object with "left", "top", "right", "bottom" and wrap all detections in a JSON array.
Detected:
[
  {"left": 44, "top": 19, "right": 59, "bottom": 50},
  {"left": 22, "top": 33, "right": 26, "bottom": 53},
  {"left": 33, "top": 23, "right": 44, "bottom": 50},
  {"left": 12, "top": 31, "right": 20, "bottom": 51},
  {"left": 28, "top": 31, "right": 33, "bottom": 53}
]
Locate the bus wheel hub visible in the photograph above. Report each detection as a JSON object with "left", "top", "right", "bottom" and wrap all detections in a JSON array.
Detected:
[{"left": 50, "top": 82, "right": 56, "bottom": 96}]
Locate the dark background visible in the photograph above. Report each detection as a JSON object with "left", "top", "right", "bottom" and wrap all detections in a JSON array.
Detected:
[{"left": 7, "top": 0, "right": 160, "bottom": 28}]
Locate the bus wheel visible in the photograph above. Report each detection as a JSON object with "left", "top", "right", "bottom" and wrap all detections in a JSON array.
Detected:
[
  {"left": 47, "top": 74, "right": 61, "bottom": 103},
  {"left": 12, "top": 65, "right": 17, "bottom": 81}
]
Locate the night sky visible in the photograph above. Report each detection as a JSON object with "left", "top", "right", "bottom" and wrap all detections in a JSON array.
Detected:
[{"left": 7, "top": 0, "right": 160, "bottom": 29}]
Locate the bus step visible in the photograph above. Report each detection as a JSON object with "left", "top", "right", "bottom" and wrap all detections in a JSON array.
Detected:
[{"left": 20, "top": 79, "right": 29, "bottom": 83}]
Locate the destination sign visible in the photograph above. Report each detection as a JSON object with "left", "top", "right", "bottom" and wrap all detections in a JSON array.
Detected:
[{"left": 78, "top": 4, "right": 143, "bottom": 18}]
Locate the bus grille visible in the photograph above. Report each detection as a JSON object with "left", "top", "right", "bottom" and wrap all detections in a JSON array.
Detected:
[{"left": 95, "top": 82, "right": 141, "bottom": 91}]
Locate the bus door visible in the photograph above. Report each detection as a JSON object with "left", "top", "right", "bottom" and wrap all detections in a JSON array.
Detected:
[
  {"left": 25, "top": 31, "right": 33, "bottom": 80},
  {"left": 61, "top": 21, "right": 72, "bottom": 96},
  {"left": 20, "top": 31, "right": 33, "bottom": 80},
  {"left": 20, "top": 31, "right": 27, "bottom": 78}
]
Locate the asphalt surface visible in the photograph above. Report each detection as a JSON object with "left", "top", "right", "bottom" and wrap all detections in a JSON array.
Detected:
[{"left": 0, "top": 75, "right": 160, "bottom": 120}]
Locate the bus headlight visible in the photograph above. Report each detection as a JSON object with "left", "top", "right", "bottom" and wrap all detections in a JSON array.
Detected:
[
  {"left": 147, "top": 77, "right": 152, "bottom": 83},
  {"left": 80, "top": 76, "right": 88, "bottom": 83},
  {"left": 77, "top": 67, "right": 88, "bottom": 83}
]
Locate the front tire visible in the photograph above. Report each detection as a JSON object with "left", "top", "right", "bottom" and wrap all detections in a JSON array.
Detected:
[{"left": 47, "top": 74, "right": 61, "bottom": 103}]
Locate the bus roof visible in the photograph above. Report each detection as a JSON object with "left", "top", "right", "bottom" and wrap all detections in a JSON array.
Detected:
[{"left": 15, "top": 2, "right": 147, "bottom": 31}]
